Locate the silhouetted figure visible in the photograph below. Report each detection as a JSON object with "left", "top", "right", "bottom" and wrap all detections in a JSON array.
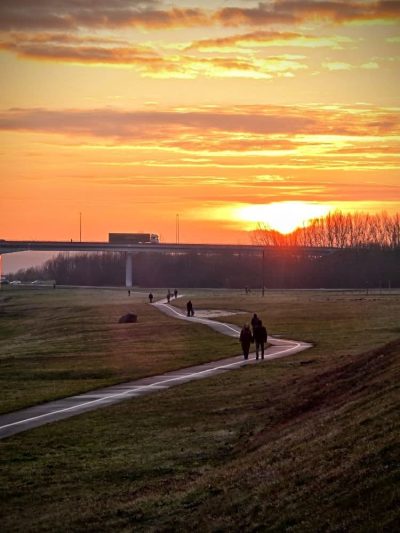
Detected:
[
  {"left": 240, "top": 324, "right": 253, "bottom": 360},
  {"left": 251, "top": 313, "right": 260, "bottom": 333},
  {"left": 128, "top": 289, "right": 131, "bottom": 296},
  {"left": 148, "top": 293, "right": 153, "bottom": 303},
  {"left": 186, "top": 300, "right": 194, "bottom": 317},
  {"left": 167, "top": 290, "right": 171, "bottom": 303},
  {"left": 174, "top": 289, "right": 178, "bottom": 299},
  {"left": 253, "top": 320, "right": 268, "bottom": 360}
]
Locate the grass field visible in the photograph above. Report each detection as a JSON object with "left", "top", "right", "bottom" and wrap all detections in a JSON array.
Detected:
[
  {"left": 0, "top": 288, "right": 239, "bottom": 413},
  {"left": 0, "top": 287, "right": 399, "bottom": 531}
]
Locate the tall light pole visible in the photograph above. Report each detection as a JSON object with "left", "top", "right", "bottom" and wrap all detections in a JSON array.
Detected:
[
  {"left": 79, "top": 212, "right": 82, "bottom": 242},
  {"left": 176, "top": 213, "right": 180, "bottom": 244},
  {"left": 262, "top": 249, "right": 265, "bottom": 296}
]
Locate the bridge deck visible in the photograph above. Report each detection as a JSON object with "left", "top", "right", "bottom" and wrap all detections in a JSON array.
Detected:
[{"left": 0, "top": 240, "right": 335, "bottom": 255}]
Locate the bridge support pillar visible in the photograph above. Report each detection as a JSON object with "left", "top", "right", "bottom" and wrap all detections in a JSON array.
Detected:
[{"left": 125, "top": 253, "right": 133, "bottom": 288}]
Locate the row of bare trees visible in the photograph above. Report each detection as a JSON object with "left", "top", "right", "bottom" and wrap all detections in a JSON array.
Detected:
[
  {"left": 9, "top": 247, "right": 400, "bottom": 288},
  {"left": 253, "top": 211, "right": 400, "bottom": 249}
]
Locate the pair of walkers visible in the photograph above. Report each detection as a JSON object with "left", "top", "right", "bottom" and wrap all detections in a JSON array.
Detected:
[
  {"left": 166, "top": 289, "right": 179, "bottom": 303},
  {"left": 240, "top": 313, "right": 268, "bottom": 360}
]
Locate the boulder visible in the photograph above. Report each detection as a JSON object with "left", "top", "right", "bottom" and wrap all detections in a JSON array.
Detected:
[{"left": 118, "top": 313, "right": 138, "bottom": 324}]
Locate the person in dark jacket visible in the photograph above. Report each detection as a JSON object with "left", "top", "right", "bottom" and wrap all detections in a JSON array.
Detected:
[
  {"left": 240, "top": 324, "right": 253, "bottom": 360},
  {"left": 186, "top": 300, "right": 194, "bottom": 316},
  {"left": 253, "top": 320, "right": 268, "bottom": 360},
  {"left": 251, "top": 313, "right": 260, "bottom": 333}
]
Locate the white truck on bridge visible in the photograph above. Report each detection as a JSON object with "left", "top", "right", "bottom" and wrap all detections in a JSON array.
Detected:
[{"left": 108, "top": 233, "right": 159, "bottom": 244}]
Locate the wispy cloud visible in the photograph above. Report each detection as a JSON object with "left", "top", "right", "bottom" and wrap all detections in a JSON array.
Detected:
[
  {"left": 186, "top": 31, "right": 352, "bottom": 52},
  {"left": 1, "top": 2, "right": 397, "bottom": 78},
  {"left": 322, "top": 61, "right": 353, "bottom": 70},
  {"left": 141, "top": 54, "right": 308, "bottom": 80},
  {"left": 0, "top": 33, "right": 308, "bottom": 77}
]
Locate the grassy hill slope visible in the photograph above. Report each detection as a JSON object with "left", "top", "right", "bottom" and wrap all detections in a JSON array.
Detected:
[{"left": 1, "top": 338, "right": 398, "bottom": 531}]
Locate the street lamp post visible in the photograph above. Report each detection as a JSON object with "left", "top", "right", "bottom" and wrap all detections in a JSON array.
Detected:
[
  {"left": 262, "top": 249, "right": 265, "bottom": 296},
  {"left": 176, "top": 213, "right": 180, "bottom": 244}
]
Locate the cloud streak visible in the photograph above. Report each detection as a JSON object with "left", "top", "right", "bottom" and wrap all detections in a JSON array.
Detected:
[
  {"left": 0, "top": 1, "right": 399, "bottom": 31},
  {"left": 0, "top": 40, "right": 161, "bottom": 66},
  {"left": 0, "top": 1, "right": 207, "bottom": 31},
  {"left": 213, "top": 1, "right": 400, "bottom": 27},
  {"left": 1, "top": 105, "right": 398, "bottom": 140},
  {"left": 186, "top": 30, "right": 351, "bottom": 52}
]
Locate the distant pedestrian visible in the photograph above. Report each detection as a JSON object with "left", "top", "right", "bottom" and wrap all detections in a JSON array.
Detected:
[
  {"left": 251, "top": 313, "right": 260, "bottom": 333},
  {"left": 174, "top": 288, "right": 178, "bottom": 299},
  {"left": 186, "top": 300, "right": 194, "bottom": 317},
  {"left": 240, "top": 324, "right": 253, "bottom": 360},
  {"left": 148, "top": 292, "right": 153, "bottom": 303},
  {"left": 167, "top": 290, "right": 171, "bottom": 303},
  {"left": 253, "top": 320, "right": 268, "bottom": 360},
  {"left": 128, "top": 289, "right": 131, "bottom": 296}
]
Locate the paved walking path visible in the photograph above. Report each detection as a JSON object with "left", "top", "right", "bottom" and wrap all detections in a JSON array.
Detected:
[{"left": 0, "top": 297, "right": 311, "bottom": 439}]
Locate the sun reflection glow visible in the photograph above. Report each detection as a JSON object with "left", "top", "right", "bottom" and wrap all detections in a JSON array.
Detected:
[{"left": 235, "top": 201, "right": 332, "bottom": 234}]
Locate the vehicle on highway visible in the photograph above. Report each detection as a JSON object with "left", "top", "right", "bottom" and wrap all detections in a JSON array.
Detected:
[{"left": 108, "top": 233, "right": 160, "bottom": 244}]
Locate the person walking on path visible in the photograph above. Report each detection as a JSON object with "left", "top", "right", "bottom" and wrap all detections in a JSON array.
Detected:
[
  {"left": 148, "top": 292, "right": 153, "bottom": 303},
  {"left": 251, "top": 313, "right": 260, "bottom": 333},
  {"left": 186, "top": 300, "right": 194, "bottom": 317},
  {"left": 240, "top": 324, "right": 253, "bottom": 360},
  {"left": 174, "top": 289, "right": 178, "bottom": 299},
  {"left": 167, "top": 290, "right": 171, "bottom": 303},
  {"left": 253, "top": 320, "right": 268, "bottom": 360}
]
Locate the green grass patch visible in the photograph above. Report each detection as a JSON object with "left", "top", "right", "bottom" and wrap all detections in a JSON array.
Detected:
[{"left": 0, "top": 288, "right": 399, "bottom": 531}]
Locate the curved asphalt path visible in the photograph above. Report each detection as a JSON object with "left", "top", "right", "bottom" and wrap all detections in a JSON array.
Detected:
[{"left": 0, "top": 297, "right": 311, "bottom": 439}]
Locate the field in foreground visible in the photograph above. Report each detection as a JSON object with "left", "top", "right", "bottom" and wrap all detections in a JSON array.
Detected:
[{"left": 0, "top": 288, "right": 399, "bottom": 531}]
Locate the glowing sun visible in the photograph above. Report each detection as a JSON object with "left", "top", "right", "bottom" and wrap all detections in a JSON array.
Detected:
[{"left": 235, "top": 201, "right": 332, "bottom": 234}]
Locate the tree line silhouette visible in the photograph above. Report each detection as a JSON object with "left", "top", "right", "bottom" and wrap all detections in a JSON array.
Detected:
[
  {"left": 253, "top": 211, "right": 400, "bottom": 249},
  {"left": 9, "top": 211, "right": 400, "bottom": 289}
]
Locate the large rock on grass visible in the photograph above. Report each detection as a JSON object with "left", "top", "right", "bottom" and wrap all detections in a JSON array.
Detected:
[{"left": 118, "top": 313, "right": 138, "bottom": 324}]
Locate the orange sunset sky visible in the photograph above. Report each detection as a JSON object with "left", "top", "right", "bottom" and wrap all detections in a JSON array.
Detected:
[{"left": 0, "top": 0, "right": 399, "bottom": 244}]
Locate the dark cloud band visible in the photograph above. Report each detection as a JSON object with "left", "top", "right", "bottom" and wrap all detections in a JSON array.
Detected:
[{"left": 0, "top": 1, "right": 399, "bottom": 31}]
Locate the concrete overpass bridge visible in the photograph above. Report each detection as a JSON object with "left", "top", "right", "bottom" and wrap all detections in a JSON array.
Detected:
[{"left": 0, "top": 240, "right": 336, "bottom": 288}]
